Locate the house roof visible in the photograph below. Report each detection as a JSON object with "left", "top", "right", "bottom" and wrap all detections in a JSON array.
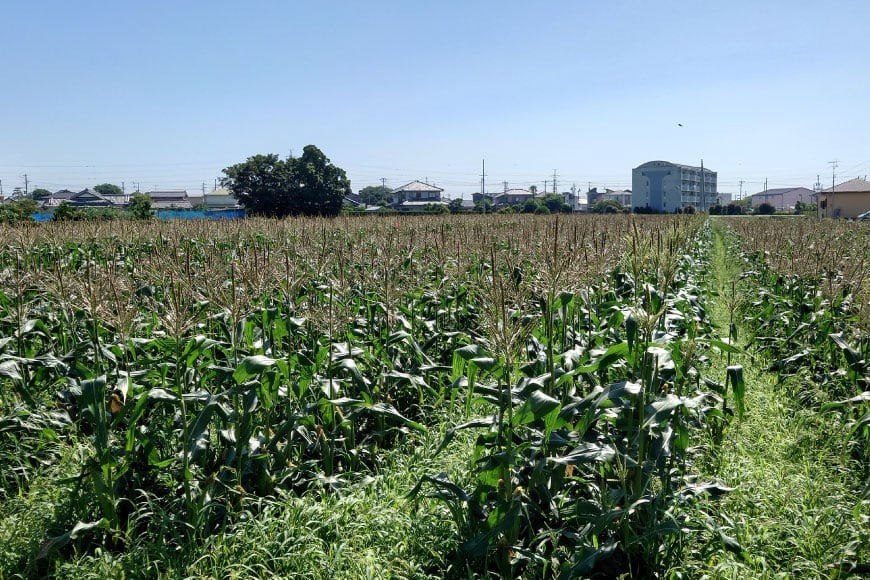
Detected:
[
  {"left": 204, "top": 194, "right": 238, "bottom": 206},
  {"left": 635, "top": 160, "right": 716, "bottom": 173},
  {"left": 147, "top": 190, "right": 189, "bottom": 199},
  {"left": 398, "top": 200, "right": 448, "bottom": 207},
  {"left": 750, "top": 187, "right": 814, "bottom": 198},
  {"left": 820, "top": 178, "right": 870, "bottom": 193},
  {"left": 74, "top": 189, "right": 112, "bottom": 203},
  {"left": 494, "top": 188, "right": 533, "bottom": 197},
  {"left": 392, "top": 180, "right": 444, "bottom": 193},
  {"left": 52, "top": 189, "right": 77, "bottom": 199}
]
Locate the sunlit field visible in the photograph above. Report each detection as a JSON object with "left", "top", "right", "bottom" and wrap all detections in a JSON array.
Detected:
[{"left": 0, "top": 214, "right": 866, "bottom": 578}]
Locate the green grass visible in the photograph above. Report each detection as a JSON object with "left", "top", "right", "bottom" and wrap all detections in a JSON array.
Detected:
[
  {"left": 21, "top": 426, "right": 476, "bottom": 580},
  {"left": 672, "top": 221, "right": 869, "bottom": 578}
]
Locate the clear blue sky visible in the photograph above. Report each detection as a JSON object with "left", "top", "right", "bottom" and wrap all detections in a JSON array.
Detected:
[{"left": 2, "top": 0, "right": 868, "bottom": 199}]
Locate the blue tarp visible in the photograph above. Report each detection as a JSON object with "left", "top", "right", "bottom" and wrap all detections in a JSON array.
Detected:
[
  {"left": 30, "top": 209, "right": 246, "bottom": 222},
  {"left": 155, "top": 209, "right": 246, "bottom": 220}
]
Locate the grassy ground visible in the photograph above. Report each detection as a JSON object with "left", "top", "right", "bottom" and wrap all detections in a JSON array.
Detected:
[
  {"left": 0, "top": 426, "right": 476, "bottom": 579},
  {"left": 675, "top": 221, "right": 869, "bottom": 578}
]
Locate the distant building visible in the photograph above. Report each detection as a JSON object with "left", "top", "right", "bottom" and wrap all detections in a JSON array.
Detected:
[
  {"left": 42, "top": 188, "right": 125, "bottom": 208},
  {"left": 817, "top": 178, "right": 870, "bottom": 219},
  {"left": 749, "top": 187, "right": 814, "bottom": 210},
  {"left": 632, "top": 161, "right": 717, "bottom": 212},
  {"left": 588, "top": 188, "right": 631, "bottom": 209},
  {"left": 392, "top": 180, "right": 444, "bottom": 211},
  {"left": 41, "top": 189, "right": 78, "bottom": 208},
  {"left": 147, "top": 190, "right": 193, "bottom": 210},
  {"left": 492, "top": 188, "right": 535, "bottom": 208},
  {"left": 203, "top": 188, "right": 240, "bottom": 209},
  {"left": 558, "top": 189, "right": 587, "bottom": 212}
]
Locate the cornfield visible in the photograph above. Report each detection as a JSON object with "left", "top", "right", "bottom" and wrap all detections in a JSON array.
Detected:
[{"left": 0, "top": 214, "right": 866, "bottom": 578}]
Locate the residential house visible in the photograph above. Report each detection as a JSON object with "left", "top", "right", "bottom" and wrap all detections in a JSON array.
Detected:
[
  {"left": 40, "top": 189, "right": 78, "bottom": 208},
  {"left": 391, "top": 181, "right": 446, "bottom": 211},
  {"left": 203, "top": 188, "right": 239, "bottom": 209},
  {"left": 562, "top": 190, "right": 587, "bottom": 212},
  {"left": 42, "top": 188, "right": 122, "bottom": 208},
  {"left": 492, "top": 188, "right": 535, "bottom": 208},
  {"left": 816, "top": 178, "right": 870, "bottom": 219},
  {"left": 749, "top": 187, "right": 814, "bottom": 210},
  {"left": 147, "top": 190, "right": 193, "bottom": 210},
  {"left": 632, "top": 161, "right": 717, "bottom": 212}
]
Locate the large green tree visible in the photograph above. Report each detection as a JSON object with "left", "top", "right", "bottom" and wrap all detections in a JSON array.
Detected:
[
  {"left": 31, "top": 188, "right": 52, "bottom": 200},
  {"left": 222, "top": 145, "right": 351, "bottom": 217},
  {"left": 94, "top": 183, "right": 123, "bottom": 196},
  {"left": 128, "top": 192, "right": 152, "bottom": 219},
  {"left": 357, "top": 185, "right": 392, "bottom": 207}
]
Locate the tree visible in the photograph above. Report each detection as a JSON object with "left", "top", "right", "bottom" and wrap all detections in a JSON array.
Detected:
[
  {"left": 794, "top": 200, "right": 816, "bottom": 215},
  {"left": 94, "top": 183, "right": 123, "bottom": 197},
  {"left": 725, "top": 203, "right": 743, "bottom": 215},
  {"left": 541, "top": 193, "right": 570, "bottom": 213},
  {"left": 522, "top": 198, "right": 541, "bottom": 213},
  {"left": 0, "top": 199, "right": 37, "bottom": 224},
  {"left": 755, "top": 202, "right": 776, "bottom": 215},
  {"left": 358, "top": 185, "right": 392, "bottom": 207},
  {"left": 222, "top": 145, "right": 351, "bottom": 217},
  {"left": 474, "top": 198, "right": 493, "bottom": 213},
  {"left": 128, "top": 192, "right": 152, "bottom": 219},
  {"left": 424, "top": 203, "right": 449, "bottom": 214},
  {"left": 448, "top": 198, "right": 465, "bottom": 213},
  {"left": 31, "top": 188, "right": 52, "bottom": 200},
  {"left": 590, "top": 199, "right": 626, "bottom": 214},
  {"left": 53, "top": 201, "right": 80, "bottom": 221}
]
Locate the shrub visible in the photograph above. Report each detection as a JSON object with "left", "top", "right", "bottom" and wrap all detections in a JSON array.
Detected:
[{"left": 755, "top": 202, "right": 776, "bottom": 215}]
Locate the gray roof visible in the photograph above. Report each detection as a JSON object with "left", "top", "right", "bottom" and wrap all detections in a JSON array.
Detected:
[
  {"left": 821, "top": 178, "right": 870, "bottom": 193},
  {"left": 53, "top": 189, "right": 77, "bottom": 199},
  {"left": 147, "top": 190, "right": 189, "bottom": 199},
  {"left": 392, "top": 180, "right": 444, "bottom": 193},
  {"left": 635, "top": 160, "right": 715, "bottom": 173},
  {"left": 151, "top": 199, "right": 193, "bottom": 210},
  {"left": 398, "top": 200, "right": 448, "bottom": 207},
  {"left": 204, "top": 194, "right": 239, "bottom": 207},
  {"left": 750, "top": 187, "right": 814, "bottom": 198}
]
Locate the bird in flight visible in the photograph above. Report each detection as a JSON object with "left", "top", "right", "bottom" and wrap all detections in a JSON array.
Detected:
[{"left": 677, "top": 123, "right": 683, "bottom": 127}]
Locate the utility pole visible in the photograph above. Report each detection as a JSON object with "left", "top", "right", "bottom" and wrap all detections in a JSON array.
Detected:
[
  {"left": 552, "top": 169, "right": 558, "bottom": 194},
  {"left": 738, "top": 180, "right": 743, "bottom": 200},
  {"left": 503, "top": 181, "right": 508, "bottom": 193},
  {"left": 480, "top": 159, "right": 486, "bottom": 214},
  {"left": 828, "top": 160, "right": 838, "bottom": 218},
  {"left": 699, "top": 160, "right": 704, "bottom": 211},
  {"left": 22, "top": 174, "right": 29, "bottom": 198},
  {"left": 202, "top": 182, "right": 206, "bottom": 195}
]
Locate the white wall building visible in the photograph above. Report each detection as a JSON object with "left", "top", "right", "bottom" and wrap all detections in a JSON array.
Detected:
[{"left": 632, "top": 161, "right": 717, "bottom": 212}]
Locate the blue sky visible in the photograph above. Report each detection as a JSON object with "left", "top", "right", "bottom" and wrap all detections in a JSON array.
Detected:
[{"left": 2, "top": 0, "right": 868, "bottom": 199}]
